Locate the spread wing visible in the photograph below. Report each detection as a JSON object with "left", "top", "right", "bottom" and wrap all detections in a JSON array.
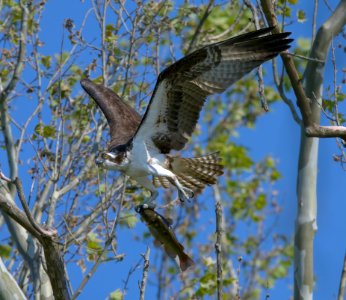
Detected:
[
  {"left": 80, "top": 78, "right": 141, "bottom": 150},
  {"left": 132, "top": 27, "right": 293, "bottom": 153}
]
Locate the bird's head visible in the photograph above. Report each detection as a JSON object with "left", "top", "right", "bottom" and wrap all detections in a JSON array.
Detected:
[{"left": 95, "top": 150, "right": 130, "bottom": 171}]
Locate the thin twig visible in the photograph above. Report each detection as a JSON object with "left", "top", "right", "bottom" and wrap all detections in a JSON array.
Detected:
[
  {"left": 331, "top": 39, "right": 340, "bottom": 126},
  {"left": 261, "top": 0, "right": 346, "bottom": 140},
  {"left": 338, "top": 252, "right": 346, "bottom": 300},
  {"left": 71, "top": 176, "right": 128, "bottom": 300},
  {"left": 286, "top": 52, "right": 325, "bottom": 63},
  {"left": 312, "top": 0, "right": 318, "bottom": 41},
  {"left": 139, "top": 247, "right": 150, "bottom": 300},
  {"left": 244, "top": 0, "right": 268, "bottom": 111},
  {"left": 207, "top": 4, "right": 245, "bottom": 43},
  {"left": 236, "top": 256, "right": 243, "bottom": 299},
  {"left": 186, "top": 0, "right": 214, "bottom": 54},
  {"left": 0, "top": 0, "right": 28, "bottom": 101},
  {"left": 122, "top": 258, "right": 142, "bottom": 297},
  {"left": 272, "top": 58, "right": 302, "bottom": 125},
  {"left": 0, "top": 0, "right": 29, "bottom": 193},
  {"left": 121, "top": 5, "right": 140, "bottom": 97},
  {"left": 213, "top": 185, "right": 224, "bottom": 300},
  {"left": 12, "top": 177, "right": 56, "bottom": 238},
  {"left": 0, "top": 181, "right": 41, "bottom": 240}
]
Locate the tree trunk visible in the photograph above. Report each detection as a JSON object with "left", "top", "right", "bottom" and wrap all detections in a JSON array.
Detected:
[
  {"left": 294, "top": 1, "right": 346, "bottom": 299},
  {"left": 0, "top": 258, "right": 27, "bottom": 300}
]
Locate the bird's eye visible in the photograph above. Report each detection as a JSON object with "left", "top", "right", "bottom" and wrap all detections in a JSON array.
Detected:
[{"left": 101, "top": 153, "right": 108, "bottom": 160}]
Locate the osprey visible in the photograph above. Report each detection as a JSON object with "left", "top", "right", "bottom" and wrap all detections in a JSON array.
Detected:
[{"left": 81, "top": 27, "right": 292, "bottom": 203}]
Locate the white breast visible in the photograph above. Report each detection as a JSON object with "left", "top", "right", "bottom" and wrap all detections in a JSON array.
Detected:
[{"left": 127, "top": 139, "right": 166, "bottom": 177}]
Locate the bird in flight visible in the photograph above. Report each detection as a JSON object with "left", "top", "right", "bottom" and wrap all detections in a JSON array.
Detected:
[{"left": 81, "top": 27, "right": 292, "bottom": 203}]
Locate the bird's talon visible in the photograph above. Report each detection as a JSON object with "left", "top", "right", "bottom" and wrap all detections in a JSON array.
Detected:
[{"left": 178, "top": 187, "right": 194, "bottom": 202}]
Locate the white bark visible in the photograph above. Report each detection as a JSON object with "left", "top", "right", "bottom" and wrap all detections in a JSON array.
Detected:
[
  {"left": 295, "top": 1, "right": 346, "bottom": 299},
  {"left": 0, "top": 181, "right": 53, "bottom": 300},
  {"left": 0, "top": 258, "right": 27, "bottom": 300}
]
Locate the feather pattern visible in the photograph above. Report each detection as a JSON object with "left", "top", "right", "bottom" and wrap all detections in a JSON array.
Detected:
[
  {"left": 132, "top": 27, "right": 292, "bottom": 154},
  {"left": 169, "top": 152, "right": 223, "bottom": 193}
]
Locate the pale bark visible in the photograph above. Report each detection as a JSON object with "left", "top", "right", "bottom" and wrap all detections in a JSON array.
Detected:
[
  {"left": 261, "top": 0, "right": 346, "bottom": 141},
  {"left": 0, "top": 181, "right": 53, "bottom": 300},
  {"left": 139, "top": 247, "right": 150, "bottom": 300},
  {"left": 337, "top": 253, "right": 346, "bottom": 300},
  {"left": 0, "top": 258, "right": 27, "bottom": 300},
  {"left": 0, "top": 178, "right": 71, "bottom": 300},
  {"left": 260, "top": 1, "right": 346, "bottom": 299},
  {"left": 295, "top": 133, "right": 318, "bottom": 300},
  {"left": 295, "top": 2, "right": 346, "bottom": 299},
  {"left": 213, "top": 184, "right": 224, "bottom": 300},
  {"left": 0, "top": 2, "right": 54, "bottom": 298}
]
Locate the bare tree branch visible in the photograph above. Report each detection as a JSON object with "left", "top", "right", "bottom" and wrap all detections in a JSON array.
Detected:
[
  {"left": 244, "top": 0, "right": 269, "bottom": 111},
  {"left": 186, "top": 0, "right": 214, "bottom": 54},
  {"left": 0, "top": 258, "right": 27, "bottom": 300},
  {"left": 71, "top": 176, "right": 127, "bottom": 300},
  {"left": 0, "top": 175, "right": 71, "bottom": 300},
  {"left": 139, "top": 247, "right": 150, "bottom": 300},
  {"left": 312, "top": 0, "right": 318, "bottom": 41},
  {"left": 260, "top": 1, "right": 346, "bottom": 299},
  {"left": 261, "top": 0, "right": 346, "bottom": 139},
  {"left": 0, "top": 0, "right": 28, "bottom": 189},
  {"left": 0, "top": 183, "right": 41, "bottom": 239},
  {"left": 213, "top": 185, "right": 224, "bottom": 300},
  {"left": 272, "top": 58, "right": 302, "bottom": 125},
  {"left": 13, "top": 177, "right": 56, "bottom": 237},
  {"left": 338, "top": 253, "right": 346, "bottom": 300},
  {"left": 207, "top": 4, "right": 245, "bottom": 43}
]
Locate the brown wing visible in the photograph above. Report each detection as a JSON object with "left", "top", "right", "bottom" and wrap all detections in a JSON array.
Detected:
[
  {"left": 132, "top": 27, "right": 293, "bottom": 153},
  {"left": 80, "top": 79, "right": 141, "bottom": 150}
]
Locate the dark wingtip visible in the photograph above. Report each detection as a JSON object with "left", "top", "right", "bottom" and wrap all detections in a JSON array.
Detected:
[
  {"left": 80, "top": 78, "right": 106, "bottom": 102},
  {"left": 80, "top": 77, "right": 94, "bottom": 91}
]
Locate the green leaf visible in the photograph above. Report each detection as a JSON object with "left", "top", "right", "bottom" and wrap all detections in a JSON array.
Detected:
[
  {"left": 86, "top": 232, "right": 103, "bottom": 257},
  {"left": 0, "top": 244, "right": 11, "bottom": 258},
  {"left": 297, "top": 38, "right": 311, "bottom": 52},
  {"left": 34, "top": 124, "right": 56, "bottom": 139},
  {"left": 297, "top": 10, "right": 307, "bottom": 23},
  {"left": 120, "top": 213, "right": 138, "bottom": 228},
  {"left": 254, "top": 193, "right": 266, "bottom": 210},
  {"left": 283, "top": 6, "right": 291, "bottom": 17},
  {"left": 337, "top": 93, "right": 346, "bottom": 102},
  {"left": 109, "top": 289, "right": 123, "bottom": 300},
  {"left": 41, "top": 55, "right": 51, "bottom": 68},
  {"left": 270, "top": 169, "right": 281, "bottom": 181}
]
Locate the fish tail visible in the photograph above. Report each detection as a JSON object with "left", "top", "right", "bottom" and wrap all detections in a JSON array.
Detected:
[{"left": 179, "top": 252, "right": 194, "bottom": 272}]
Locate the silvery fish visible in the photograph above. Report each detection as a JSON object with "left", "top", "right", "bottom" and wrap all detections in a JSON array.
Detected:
[{"left": 135, "top": 204, "right": 194, "bottom": 272}]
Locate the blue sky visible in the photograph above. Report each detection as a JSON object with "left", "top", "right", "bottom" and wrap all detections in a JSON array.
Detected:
[{"left": 1, "top": 0, "right": 346, "bottom": 299}]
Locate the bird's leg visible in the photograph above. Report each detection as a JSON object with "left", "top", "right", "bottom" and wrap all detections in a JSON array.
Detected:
[
  {"left": 170, "top": 177, "right": 194, "bottom": 202},
  {"left": 147, "top": 160, "right": 194, "bottom": 202}
]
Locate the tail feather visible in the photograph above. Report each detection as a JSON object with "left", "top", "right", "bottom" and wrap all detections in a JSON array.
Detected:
[
  {"left": 178, "top": 173, "right": 205, "bottom": 189},
  {"left": 153, "top": 176, "right": 170, "bottom": 188},
  {"left": 169, "top": 152, "right": 223, "bottom": 192}
]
